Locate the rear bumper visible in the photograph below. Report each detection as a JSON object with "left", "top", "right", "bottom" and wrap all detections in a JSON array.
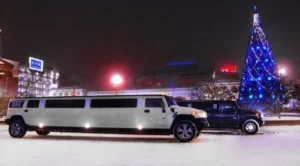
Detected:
[{"left": 194, "top": 118, "right": 209, "bottom": 130}]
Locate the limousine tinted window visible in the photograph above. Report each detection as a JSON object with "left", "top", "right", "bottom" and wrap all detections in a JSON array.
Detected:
[
  {"left": 27, "top": 100, "right": 40, "bottom": 108},
  {"left": 9, "top": 100, "right": 24, "bottom": 108},
  {"left": 145, "top": 98, "right": 164, "bottom": 107},
  {"left": 90, "top": 99, "right": 137, "bottom": 108},
  {"left": 45, "top": 99, "right": 85, "bottom": 108}
]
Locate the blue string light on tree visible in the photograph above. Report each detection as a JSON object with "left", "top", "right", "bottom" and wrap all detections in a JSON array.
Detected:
[{"left": 238, "top": 6, "right": 286, "bottom": 109}]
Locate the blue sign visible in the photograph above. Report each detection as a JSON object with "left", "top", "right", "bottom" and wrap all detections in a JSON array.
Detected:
[
  {"left": 29, "top": 57, "right": 44, "bottom": 72},
  {"left": 168, "top": 60, "right": 195, "bottom": 66}
]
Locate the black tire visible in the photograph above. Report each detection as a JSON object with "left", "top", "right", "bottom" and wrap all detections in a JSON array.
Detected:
[
  {"left": 173, "top": 120, "right": 197, "bottom": 143},
  {"left": 36, "top": 131, "right": 50, "bottom": 136},
  {"left": 242, "top": 120, "right": 259, "bottom": 135},
  {"left": 195, "top": 131, "right": 201, "bottom": 138},
  {"left": 8, "top": 119, "right": 27, "bottom": 138}
]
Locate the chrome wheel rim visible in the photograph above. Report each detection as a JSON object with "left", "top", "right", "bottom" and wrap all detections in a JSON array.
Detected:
[
  {"left": 11, "top": 123, "right": 21, "bottom": 136},
  {"left": 245, "top": 123, "right": 256, "bottom": 132},
  {"left": 176, "top": 124, "right": 194, "bottom": 140}
]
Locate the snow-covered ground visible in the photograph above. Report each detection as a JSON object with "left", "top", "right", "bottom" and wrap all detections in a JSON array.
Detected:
[
  {"left": 0, "top": 125, "right": 300, "bottom": 166},
  {"left": 264, "top": 116, "right": 300, "bottom": 121}
]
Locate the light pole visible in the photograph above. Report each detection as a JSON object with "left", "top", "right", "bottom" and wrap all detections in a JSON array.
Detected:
[
  {"left": 111, "top": 74, "right": 123, "bottom": 95},
  {"left": 0, "top": 29, "right": 3, "bottom": 57},
  {"left": 277, "top": 67, "right": 287, "bottom": 118}
]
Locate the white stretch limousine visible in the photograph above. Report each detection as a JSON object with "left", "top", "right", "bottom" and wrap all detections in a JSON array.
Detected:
[{"left": 5, "top": 94, "right": 209, "bottom": 142}]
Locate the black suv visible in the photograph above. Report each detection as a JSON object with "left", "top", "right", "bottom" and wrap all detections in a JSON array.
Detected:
[{"left": 176, "top": 100, "right": 265, "bottom": 135}]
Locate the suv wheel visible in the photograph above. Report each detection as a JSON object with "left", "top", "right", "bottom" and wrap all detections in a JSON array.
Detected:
[
  {"left": 36, "top": 131, "right": 50, "bottom": 136},
  {"left": 195, "top": 131, "right": 201, "bottom": 138},
  {"left": 173, "top": 120, "right": 197, "bottom": 142},
  {"left": 9, "top": 119, "right": 27, "bottom": 138},
  {"left": 242, "top": 120, "right": 259, "bottom": 135}
]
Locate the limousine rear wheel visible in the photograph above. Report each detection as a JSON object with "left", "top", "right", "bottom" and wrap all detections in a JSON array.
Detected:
[
  {"left": 9, "top": 119, "right": 27, "bottom": 138},
  {"left": 36, "top": 131, "right": 50, "bottom": 136},
  {"left": 242, "top": 120, "right": 259, "bottom": 135},
  {"left": 173, "top": 120, "right": 197, "bottom": 143}
]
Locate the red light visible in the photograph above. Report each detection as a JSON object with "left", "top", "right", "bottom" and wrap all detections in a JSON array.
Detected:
[
  {"left": 220, "top": 65, "right": 237, "bottom": 72},
  {"left": 111, "top": 74, "right": 123, "bottom": 86},
  {"left": 72, "top": 89, "right": 76, "bottom": 96}
]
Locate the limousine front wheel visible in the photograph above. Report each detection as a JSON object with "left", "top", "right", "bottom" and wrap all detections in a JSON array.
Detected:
[
  {"left": 173, "top": 120, "right": 197, "bottom": 143},
  {"left": 9, "top": 119, "right": 27, "bottom": 138}
]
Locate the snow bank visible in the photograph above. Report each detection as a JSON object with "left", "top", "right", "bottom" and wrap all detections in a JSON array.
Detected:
[{"left": 264, "top": 116, "right": 300, "bottom": 121}]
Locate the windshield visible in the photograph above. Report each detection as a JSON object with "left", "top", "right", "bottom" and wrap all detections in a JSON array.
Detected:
[{"left": 165, "top": 96, "right": 178, "bottom": 107}]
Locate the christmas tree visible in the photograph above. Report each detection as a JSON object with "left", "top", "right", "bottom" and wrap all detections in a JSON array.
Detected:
[{"left": 238, "top": 6, "right": 286, "bottom": 109}]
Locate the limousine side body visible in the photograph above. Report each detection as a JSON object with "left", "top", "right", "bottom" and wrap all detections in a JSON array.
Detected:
[{"left": 5, "top": 95, "right": 209, "bottom": 142}]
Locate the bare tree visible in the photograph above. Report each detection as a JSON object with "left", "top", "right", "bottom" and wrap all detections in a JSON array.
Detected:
[
  {"left": 290, "top": 79, "right": 300, "bottom": 112},
  {"left": 266, "top": 76, "right": 295, "bottom": 116},
  {"left": 190, "top": 82, "right": 237, "bottom": 101}
]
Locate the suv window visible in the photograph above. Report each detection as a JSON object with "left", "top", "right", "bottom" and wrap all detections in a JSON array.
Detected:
[
  {"left": 90, "top": 99, "right": 137, "bottom": 108},
  {"left": 219, "top": 103, "right": 235, "bottom": 114},
  {"left": 27, "top": 100, "right": 40, "bottom": 108},
  {"left": 145, "top": 98, "right": 164, "bottom": 107},
  {"left": 9, "top": 100, "right": 24, "bottom": 108}
]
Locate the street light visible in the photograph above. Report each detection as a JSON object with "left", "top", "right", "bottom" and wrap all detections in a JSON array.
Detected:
[
  {"left": 111, "top": 74, "right": 123, "bottom": 95},
  {"left": 278, "top": 68, "right": 286, "bottom": 76},
  {"left": 277, "top": 67, "right": 287, "bottom": 118}
]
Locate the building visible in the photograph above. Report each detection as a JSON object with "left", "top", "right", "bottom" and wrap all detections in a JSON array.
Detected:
[
  {"left": 17, "top": 57, "right": 59, "bottom": 97},
  {"left": 49, "top": 86, "right": 87, "bottom": 97},
  {"left": 137, "top": 60, "right": 239, "bottom": 89},
  {"left": 0, "top": 58, "right": 19, "bottom": 96},
  {"left": 18, "top": 64, "right": 59, "bottom": 97},
  {"left": 88, "top": 81, "right": 240, "bottom": 100},
  {"left": 86, "top": 60, "right": 240, "bottom": 100}
]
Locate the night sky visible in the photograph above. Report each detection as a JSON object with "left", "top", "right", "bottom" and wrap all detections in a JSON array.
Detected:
[{"left": 1, "top": 0, "right": 299, "bottom": 90}]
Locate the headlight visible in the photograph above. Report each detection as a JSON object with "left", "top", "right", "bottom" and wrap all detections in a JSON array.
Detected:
[
  {"left": 191, "top": 111, "right": 207, "bottom": 118},
  {"left": 256, "top": 112, "right": 264, "bottom": 118},
  {"left": 198, "top": 111, "right": 207, "bottom": 118}
]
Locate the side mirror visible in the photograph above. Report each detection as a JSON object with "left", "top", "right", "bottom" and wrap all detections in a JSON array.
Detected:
[
  {"left": 160, "top": 102, "right": 166, "bottom": 108},
  {"left": 161, "top": 102, "right": 166, "bottom": 113}
]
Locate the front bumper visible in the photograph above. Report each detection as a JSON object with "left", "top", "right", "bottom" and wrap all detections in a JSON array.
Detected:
[
  {"left": 259, "top": 119, "right": 265, "bottom": 126},
  {"left": 194, "top": 118, "right": 209, "bottom": 130},
  {"left": 4, "top": 118, "right": 10, "bottom": 125}
]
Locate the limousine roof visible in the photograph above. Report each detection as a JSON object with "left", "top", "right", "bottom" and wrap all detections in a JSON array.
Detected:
[
  {"left": 12, "top": 94, "right": 171, "bottom": 99},
  {"left": 176, "top": 100, "right": 236, "bottom": 102}
]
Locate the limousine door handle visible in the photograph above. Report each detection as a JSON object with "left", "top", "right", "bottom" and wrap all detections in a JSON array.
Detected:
[
  {"left": 24, "top": 110, "right": 28, "bottom": 113},
  {"left": 144, "top": 110, "right": 150, "bottom": 113}
]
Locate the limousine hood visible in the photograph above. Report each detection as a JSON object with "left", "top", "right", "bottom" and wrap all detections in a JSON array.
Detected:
[{"left": 174, "top": 106, "right": 208, "bottom": 118}]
